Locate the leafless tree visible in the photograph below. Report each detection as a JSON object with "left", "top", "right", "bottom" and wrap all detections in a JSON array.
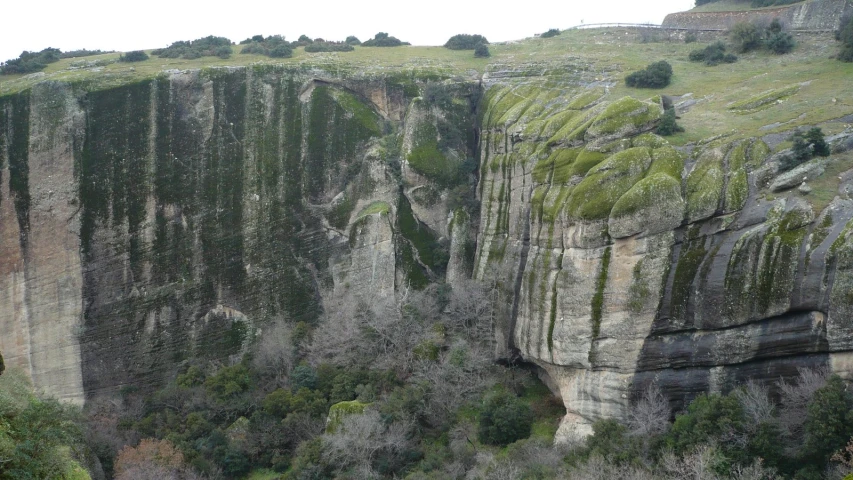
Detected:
[
  {"left": 658, "top": 445, "right": 722, "bottom": 480},
  {"left": 735, "top": 381, "right": 776, "bottom": 427},
  {"left": 566, "top": 455, "right": 656, "bottom": 480},
  {"left": 729, "top": 459, "right": 780, "bottom": 480},
  {"left": 778, "top": 367, "right": 828, "bottom": 448},
  {"left": 322, "top": 409, "right": 413, "bottom": 478},
  {"left": 627, "top": 383, "right": 672, "bottom": 438},
  {"left": 446, "top": 279, "right": 495, "bottom": 344},
  {"left": 252, "top": 318, "right": 295, "bottom": 388}
]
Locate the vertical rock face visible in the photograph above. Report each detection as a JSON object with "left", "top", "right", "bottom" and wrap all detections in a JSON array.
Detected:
[
  {"left": 0, "top": 68, "right": 479, "bottom": 402},
  {"left": 662, "top": 0, "right": 853, "bottom": 31},
  {"left": 474, "top": 74, "right": 853, "bottom": 438}
]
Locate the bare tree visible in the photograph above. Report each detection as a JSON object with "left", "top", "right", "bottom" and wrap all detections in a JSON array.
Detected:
[
  {"left": 778, "top": 367, "right": 828, "bottom": 449},
  {"left": 627, "top": 383, "right": 672, "bottom": 438},
  {"left": 730, "top": 459, "right": 780, "bottom": 480},
  {"left": 322, "top": 409, "right": 413, "bottom": 477},
  {"left": 252, "top": 319, "right": 295, "bottom": 388},
  {"left": 658, "top": 445, "right": 722, "bottom": 480},
  {"left": 567, "top": 455, "right": 656, "bottom": 480},
  {"left": 735, "top": 381, "right": 776, "bottom": 426}
]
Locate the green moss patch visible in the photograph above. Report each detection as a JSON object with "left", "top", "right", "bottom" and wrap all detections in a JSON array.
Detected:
[
  {"left": 326, "top": 400, "right": 370, "bottom": 433},
  {"left": 727, "top": 85, "right": 800, "bottom": 114},
  {"left": 685, "top": 154, "right": 724, "bottom": 222},
  {"left": 610, "top": 172, "right": 682, "bottom": 218},
  {"left": 647, "top": 146, "right": 684, "bottom": 179},
  {"left": 586, "top": 97, "right": 662, "bottom": 139},
  {"left": 355, "top": 201, "right": 391, "bottom": 220},
  {"left": 591, "top": 246, "right": 611, "bottom": 340},
  {"left": 724, "top": 168, "right": 749, "bottom": 213},
  {"left": 566, "top": 147, "right": 652, "bottom": 221}
]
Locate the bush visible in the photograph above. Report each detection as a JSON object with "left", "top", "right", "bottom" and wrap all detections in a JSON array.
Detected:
[
  {"left": 839, "top": 14, "right": 853, "bottom": 62},
  {"left": 767, "top": 30, "right": 795, "bottom": 54},
  {"left": 0, "top": 47, "right": 61, "bottom": 75},
  {"left": 625, "top": 60, "right": 673, "bottom": 89},
  {"left": 304, "top": 42, "right": 354, "bottom": 53},
  {"left": 656, "top": 108, "right": 684, "bottom": 136},
  {"left": 362, "top": 32, "right": 410, "bottom": 47},
  {"left": 729, "top": 22, "right": 764, "bottom": 53},
  {"left": 119, "top": 51, "right": 149, "bottom": 62},
  {"left": 444, "top": 34, "right": 489, "bottom": 50},
  {"left": 478, "top": 389, "right": 534, "bottom": 445},
  {"left": 345, "top": 36, "right": 361, "bottom": 45},
  {"left": 540, "top": 28, "right": 561, "bottom": 38},
  {"left": 474, "top": 44, "right": 491, "bottom": 58},
  {"left": 685, "top": 31, "right": 698, "bottom": 43},
  {"left": 689, "top": 41, "right": 737, "bottom": 66},
  {"left": 151, "top": 36, "right": 232, "bottom": 60},
  {"left": 779, "top": 127, "right": 830, "bottom": 172}
]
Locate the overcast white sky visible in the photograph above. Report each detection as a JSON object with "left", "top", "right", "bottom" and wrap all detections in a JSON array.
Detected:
[{"left": 0, "top": 0, "right": 695, "bottom": 63}]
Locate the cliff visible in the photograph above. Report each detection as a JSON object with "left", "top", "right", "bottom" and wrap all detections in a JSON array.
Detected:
[
  {"left": 1, "top": 28, "right": 853, "bottom": 438},
  {"left": 662, "top": 0, "right": 853, "bottom": 31}
]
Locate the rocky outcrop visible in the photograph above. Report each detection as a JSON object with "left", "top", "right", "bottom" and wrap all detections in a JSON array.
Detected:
[
  {"left": 474, "top": 73, "right": 853, "bottom": 439},
  {"left": 663, "top": 0, "right": 853, "bottom": 31}
]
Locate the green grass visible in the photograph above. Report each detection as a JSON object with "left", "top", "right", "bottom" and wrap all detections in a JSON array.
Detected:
[{"left": 243, "top": 469, "right": 280, "bottom": 480}]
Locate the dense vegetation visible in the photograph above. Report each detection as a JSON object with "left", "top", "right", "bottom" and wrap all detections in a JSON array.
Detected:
[
  {"left": 239, "top": 35, "right": 294, "bottom": 58},
  {"left": 444, "top": 34, "right": 489, "bottom": 50},
  {"left": 362, "top": 32, "right": 410, "bottom": 47},
  {"left": 839, "top": 14, "right": 853, "bottom": 61},
  {"left": 151, "top": 36, "right": 233, "bottom": 60},
  {"left": 0, "top": 47, "right": 61, "bottom": 75},
  {"left": 541, "top": 29, "right": 561, "bottom": 38},
  {"left": 0, "top": 369, "right": 89, "bottom": 479},
  {"left": 72, "top": 281, "right": 560, "bottom": 479},
  {"left": 625, "top": 61, "right": 673, "bottom": 89},
  {"left": 729, "top": 19, "right": 795, "bottom": 54}
]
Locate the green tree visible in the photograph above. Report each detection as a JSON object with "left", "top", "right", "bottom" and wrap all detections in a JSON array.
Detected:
[
  {"left": 474, "top": 44, "right": 491, "bottom": 58},
  {"left": 666, "top": 393, "right": 747, "bottom": 463},
  {"left": 345, "top": 36, "right": 361, "bottom": 45},
  {"left": 478, "top": 389, "right": 534, "bottom": 446},
  {"left": 803, "top": 375, "right": 853, "bottom": 464},
  {"left": 656, "top": 107, "right": 684, "bottom": 136}
]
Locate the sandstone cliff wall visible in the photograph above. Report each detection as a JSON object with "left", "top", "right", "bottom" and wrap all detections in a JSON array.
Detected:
[
  {"left": 662, "top": 0, "right": 853, "bottom": 30},
  {"left": 0, "top": 69, "right": 479, "bottom": 401}
]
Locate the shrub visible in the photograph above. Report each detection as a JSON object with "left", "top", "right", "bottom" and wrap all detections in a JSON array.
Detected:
[
  {"left": 478, "top": 389, "right": 534, "bottom": 445},
  {"left": 729, "top": 22, "right": 764, "bottom": 53},
  {"left": 0, "top": 47, "right": 61, "bottom": 75},
  {"left": 444, "top": 34, "right": 489, "bottom": 50},
  {"left": 345, "top": 36, "right": 361, "bottom": 45},
  {"left": 656, "top": 108, "right": 684, "bottom": 136},
  {"left": 838, "top": 14, "right": 853, "bottom": 62},
  {"left": 689, "top": 41, "right": 737, "bottom": 66},
  {"left": 685, "top": 31, "right": 698, "bottom": 43},
  {"left": 541, "top": 28, "right": 561, "bottom": 38},
  {"left": 474, "top": 44, "right": 491, "bottom": 58},
  {"left": 362, "top": 32, "right": 410, "bottom": 47},
  {"left": 151, "top": 36, "right": 232, "bottom": 59},
  {"left": 119, "top": 50, "right": 149, "bottom": 62},
  {"left": 304, "top": 42, "right": 354, "bottom": 53},
  {"left": 781, "top": 127, "right": 831, "bottom": 172},
  {"left": 767, "top": 30, "right": 795, "bottom": 54},
  {"left": 625, "top": 60, "right": 673, "bottom": 89}
]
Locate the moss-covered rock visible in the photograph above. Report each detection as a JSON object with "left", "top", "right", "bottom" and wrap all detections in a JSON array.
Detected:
[
  {"left": 584, "top": 97, "right": 662, "bottom": 148},
  {"left": 326, "top": 400, "right": 371, "bottom": 433},
  {"left": 609, "top": 172, "right": 685, "bottom": 238},
  {"left": 566, "top": 147, "right": 652, "bottom": 221},
  {"left": 685, "top": 150, "right": 725, "bottom": 223}
]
